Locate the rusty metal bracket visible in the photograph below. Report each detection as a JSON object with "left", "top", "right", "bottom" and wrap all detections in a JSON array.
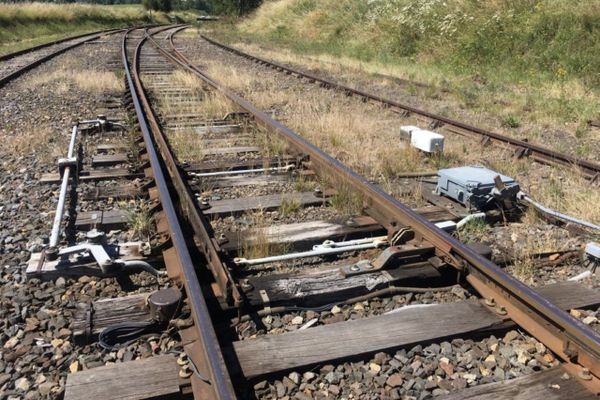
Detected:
[{"left": 340, "top": 244, "right": 435, "bottom": 277}]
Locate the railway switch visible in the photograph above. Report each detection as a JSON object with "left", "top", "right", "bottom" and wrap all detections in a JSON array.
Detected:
[{"left": 435, "top": 166, "right": 520, "bottom": 211}]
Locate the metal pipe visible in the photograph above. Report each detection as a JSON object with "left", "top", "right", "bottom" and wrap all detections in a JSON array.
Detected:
[
  {"left": 120, "top": 260, "right": 167, "bottom": 276},
  {"left": 234, "top": 236, "right": 388, "bottom": 266},
  {"left": 190, "top": 164, "right": 294, "bottom": 178},
  {"left": 519, "top": 192, "right": 600, "bottom": 231},
  {"left": 49, "top": 124, "right": 78, "bottom": 248}
]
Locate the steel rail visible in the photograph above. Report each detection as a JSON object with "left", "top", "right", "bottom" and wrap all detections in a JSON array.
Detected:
[
  {"left": 153, "top": 28, "right": 600, "bottom": 391},
  {"left": 0, "top": 28, "right": 125, "bottom": 88},
  {"left": 200, "top": 35, "right": 600, "bottom": 182},
  {"left": 0, "top": 28, "right": 122, "bottom": 62},
  {"left": 122, "top": 27, "right": 236, "bottom": 399},
  {"left": 138, "top": 27, "right": 242, "bottom": 308}
]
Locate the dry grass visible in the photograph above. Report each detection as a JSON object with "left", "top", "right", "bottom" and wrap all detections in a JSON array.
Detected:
[
  {"left": 240, "top": 210, "right": 271, "bottom": 260},
  {"left": 3, "top": 125, "right": 62, "bottom": 163},
  {"left": 150, "top": 71, "right": 232, "bottom": 120},
  {"left": 197, "top": 38, "right": 600, "bottom": 227},
  {"left": 279, "top": 196, "right": 300, "bottom": 217},
  {"left": 168, "top": 127, "right": 205, "bottom": 163},
  {"left": 24, "top": 57, "right": 124, "bottom": 93},
  {"left": 329, "top": 183, "right": 364, "bottom": 216}
]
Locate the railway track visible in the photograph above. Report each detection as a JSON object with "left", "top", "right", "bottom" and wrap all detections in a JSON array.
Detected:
[
  {"left": 2, "top": 23, "right": 600, "bottom": 400},
  {"left": 0, "top": 27, "right": 128, "bottom": 88},
  {"left": 70, "top": 25, "right": 597, "bottom": 399},
  {"left": 198, "top": 34, "right": 600, "bottom": 183}
]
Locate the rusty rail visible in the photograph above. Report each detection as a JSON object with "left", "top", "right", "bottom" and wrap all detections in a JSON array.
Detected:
[
  {"left": 123, "top": 27, "right": 237, "bottom": 399},
  {"left": 149, "top": 26, "right": 600, "bottom": 393},
  {"left": 200, "top": 35, "right": 600, "bottom": 183}
]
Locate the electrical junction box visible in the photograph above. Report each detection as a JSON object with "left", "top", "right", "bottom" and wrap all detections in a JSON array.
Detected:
[
  {"left": 586, "top": 242, "right": 600, "bottom": 262},
  {"left": 411, "top": 129, "right": 445, "bottom": 153},
  {"left": 400, "top": 125, "right": 420, "bottom": 141},
  {"left": 435, "top": 166, "right": 520, "bottom": 210}
]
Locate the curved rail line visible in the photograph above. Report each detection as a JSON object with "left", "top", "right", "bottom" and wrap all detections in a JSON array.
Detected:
[
  {"left": 199, "top": 35, "right": 600, "bottom": 183},
  {"left": 0, "top": 28, "right": 126, "bottom": 88},
  {"left": 123, "top": 27, "right": 236, "bottom": 399},
  {"left": 0, "top": 26, "right": 162, "bottom": 88},
  {"left": 0, "top": 28, "right": 121, "bottom": 62},
  {"left": 154, "top": 26, "right": 600, "bottom": 392}
]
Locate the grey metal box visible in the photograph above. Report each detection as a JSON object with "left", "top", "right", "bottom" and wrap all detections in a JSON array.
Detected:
[{"left": 435, "top": 166, "right": 519, "bottom": 209}]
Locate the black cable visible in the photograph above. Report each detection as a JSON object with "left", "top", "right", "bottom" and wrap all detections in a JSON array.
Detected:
[{"left": 98, "top": 320, "right": 161, "bottom": 350}]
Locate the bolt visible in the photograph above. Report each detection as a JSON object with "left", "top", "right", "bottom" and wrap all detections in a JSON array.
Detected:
[
  {"left": 179, "top": 364, "right": 193, "bottom": 379},
  {"left": 484, "top": 297, "right": 496, "bottom": 307},
  {"left": 495, "top": 305, "right": 507, "bottom": 316},
  {"left": 578, "top": 368, "right": 592, "bottom": 381},
  {"left": 176, "top": 353, "right": 188, "bottom": 366}
]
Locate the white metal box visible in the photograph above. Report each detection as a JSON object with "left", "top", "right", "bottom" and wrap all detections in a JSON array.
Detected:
[
  {"left": 399, "top": 125, "right": 421, "bottom": 141},
  {"left": 410, "top": 129, "right": 445, "bottom": 153}
]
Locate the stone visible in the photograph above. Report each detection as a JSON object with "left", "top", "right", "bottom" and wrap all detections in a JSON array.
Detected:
[
  {"left": 291, "top": 316, "right": 304, "bottom": 325},
  {"left": 3, "top": 336, "right": 19, "bottom": 349},
  {"left": 38, "top": 382, "right": 55, "bottom": 396},
  {"left": 0, "top": 373, "right": 11, "bottom": 386},
  {"left": 386, "top": 374, "right": 403, "bottom": 388},
  {"left": 254, "top": 380, "right": 268, "bottom": 391},
  {"left": 535, "top": 342, "right": 546, "bottom": 354},
  {"left": 439, "top": 358, "right": 454, "bottom": 376},
  {"left": 583, "top": 316, "right": 598, "bottom": 325},
  {"left": 331, "top": 305, "right": 342, "bottom": 315},
  {"left": 328, "top": 385, "right": 340, "bottom": 395},
  {"left": 503, "top": 330, "right": 519, "bottom": 344},
  {"left": 55, "top": 277, "right": 66, "bottom": 288},
  {"left": 69, "top": 360, "right": 79, "bottom": 374},
  {"left": 274, "top": 380, "right": 286, "bottom": 397},
  {"left": 303, "top": 372, "right": 316, "bottom": 382},
  {"left": 288, "top": 372, "right": 300, "bottom": 385},
  {"left": 570, "top": 309, "right": 583, "bottom": 318},
  {"left": 282, "top": 376, "right": 297, "bottom": 391},
  {"left": 369, "top": 363, "right": 381, "bottom": 373},
  {"left": 15, "top": 377, "right": 30, "bottom": 392},
  {"left": 324, "top": 371, "right": 340, "bottom": 384}
]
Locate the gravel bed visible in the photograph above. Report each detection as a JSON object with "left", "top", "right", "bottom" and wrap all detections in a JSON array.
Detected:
[
  {"left": 236, "top": 287, "right": 472, "bottom": 341},
  {"left": 252, "top": 329, "right": 558, "bottom": 399}
]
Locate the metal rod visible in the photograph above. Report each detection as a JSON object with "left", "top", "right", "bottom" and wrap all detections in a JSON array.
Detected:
[
  {"left": 190, "top": 164, "right": 294, "bottom": 178},
  {"left": 49, "top": 124, "right": 78, "bottom": 248},
  {"left": 234, "top": 236, "right": 388, "bottom": 266},
  {"left": 520, "top": 193, "right": 600, "bottom": 231}
]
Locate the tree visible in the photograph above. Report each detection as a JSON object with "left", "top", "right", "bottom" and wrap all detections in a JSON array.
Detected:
[{"left": 142, "top": 0, "right": 171, "bottom": 12}]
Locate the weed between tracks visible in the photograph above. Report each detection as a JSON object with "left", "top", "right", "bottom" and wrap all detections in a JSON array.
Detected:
[
  {"left": 23, "top": 56, "right": 123, "bottom": 94},
  {"left": 239, "top": 210, "right": 272, "bottom": 260},
  {"left": 120, "top": 199, "right": 154, "bottom": 241}
]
